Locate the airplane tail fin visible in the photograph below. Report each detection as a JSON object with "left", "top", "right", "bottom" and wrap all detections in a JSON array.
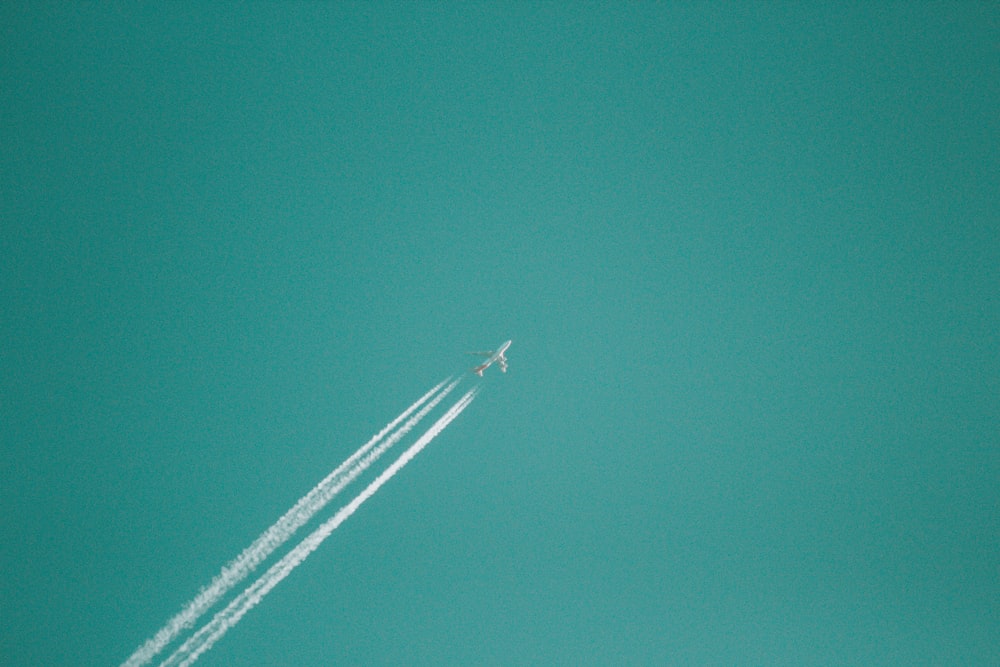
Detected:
[{"left": 472, "top": 364, "right": 486, "bottom": 376}]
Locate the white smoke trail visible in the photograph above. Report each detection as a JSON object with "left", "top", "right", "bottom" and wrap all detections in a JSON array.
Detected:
[
  {"left": 242, "top": 378, "right": 462, "bottom": 563},
  {"left": 160, "top": 387, "right": 479, "bottom": 667},
  {"left": 122, "top": 378, "right": 456, "bottom": 667}
]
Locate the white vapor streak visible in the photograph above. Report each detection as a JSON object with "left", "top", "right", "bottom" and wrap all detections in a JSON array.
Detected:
[
  {"left": 122, "top": 378, "right": 455, "bottom": 667},
  {"left": 161, "top": 387, "right": 479, "bottom": 667}
]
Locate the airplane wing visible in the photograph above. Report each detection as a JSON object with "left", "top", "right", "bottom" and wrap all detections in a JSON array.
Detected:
[{"left": 467, "top": 351, "right": 495, "bottom": 358}]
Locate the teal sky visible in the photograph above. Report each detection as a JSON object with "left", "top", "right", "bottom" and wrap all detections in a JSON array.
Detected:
[{"left": 2, "top": 3, "right": 998, "bottom": 665}]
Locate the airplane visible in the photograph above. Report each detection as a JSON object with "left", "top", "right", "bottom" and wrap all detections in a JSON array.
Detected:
[{"left": 468, "top": 339, "right": 512, "bottom": 376}]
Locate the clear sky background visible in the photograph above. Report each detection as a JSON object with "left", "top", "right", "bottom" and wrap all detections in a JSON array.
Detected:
[{"left": 2, "top": 3, "right": 997, "bottom": 666}]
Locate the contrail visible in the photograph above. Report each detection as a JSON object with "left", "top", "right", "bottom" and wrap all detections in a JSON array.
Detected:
[
  {"left": 122, "top": 377, "right": 457, "bottom": 667},
  {"left": 246, "top": 378, "right": 462, "bottom": 561},
  {"left": 160, "top": 387, "right": 479, "bottom": 667}
]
